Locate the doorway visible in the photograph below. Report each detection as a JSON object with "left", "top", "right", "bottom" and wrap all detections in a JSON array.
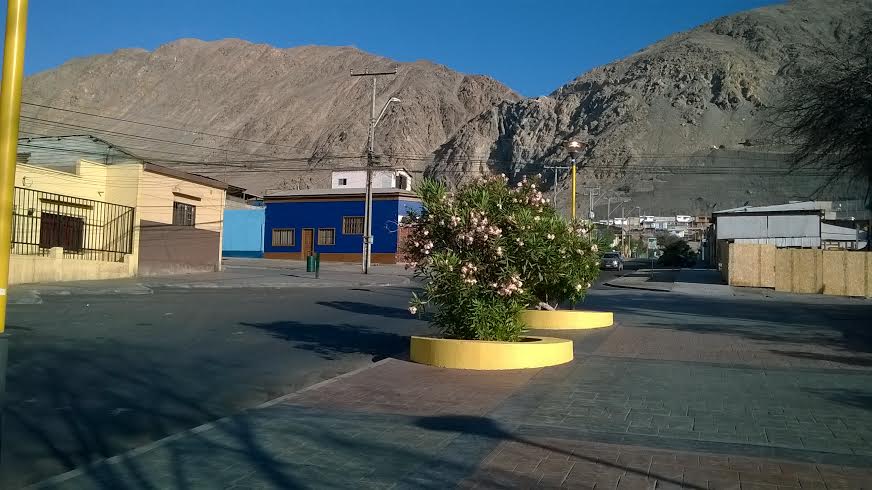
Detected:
[{"left": 301, "top": 228, "right": 314, "bottom": 259}]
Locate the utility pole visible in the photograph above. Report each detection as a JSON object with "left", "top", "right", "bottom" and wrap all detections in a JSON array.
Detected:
[
  {"left": 0, "top": 0, "right": 28, "bottom": 472},
  {"left": 545, "top": 164, "right": 570, "bottom": 214},
  {"left": 584, "top": 187, "right": 599, "bottom": 220},
  {"left": 351, "top": 68, "right": 397, "bottom": 274},
  {"left": 621, "top": 205, "right": 626, "bottom": 256}
]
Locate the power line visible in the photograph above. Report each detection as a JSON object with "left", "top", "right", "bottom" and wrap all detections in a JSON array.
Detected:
[{"left": 21, "top": 100, "right": 316, "bottom": 152}]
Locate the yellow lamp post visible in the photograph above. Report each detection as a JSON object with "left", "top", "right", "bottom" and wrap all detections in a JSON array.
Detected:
[
  {"left": 0, "top": 0, "right": 28, "bottom": 333},
  {"left": 0, "top": 0, "right": 28, "bottom": 470},
  {"left": 0, "top": 0, "right": 28, "bottom": 334},
  {"left": 565, "top": 140, "right": 585, "bottom": 221}
]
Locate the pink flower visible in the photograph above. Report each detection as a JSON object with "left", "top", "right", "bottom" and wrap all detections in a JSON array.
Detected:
[{"left": 408, "top": 306, "right": 418, "bottom": 315}]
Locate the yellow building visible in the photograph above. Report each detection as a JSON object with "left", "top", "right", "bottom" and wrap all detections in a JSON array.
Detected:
[{"left": 10, "top": 135, "right": 227, "bottom": 285}]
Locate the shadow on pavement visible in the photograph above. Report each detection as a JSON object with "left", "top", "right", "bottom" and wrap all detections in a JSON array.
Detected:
[
  {"left": 316, "top": 300, "right": 411, "bottom": 319},
  {"left": 3, "top": 341, "right": 302, "bottom": 490},
  {"left": 585, "top": 291, "right": 872, "bottom": 357},
  {"left": 804, "top": 388, "right": 872, "bottom": 411},
  {"left": 242, "top": 320, "right": 409, "bottom": 360},
  {"left": 414, "top": 415, "right": 704, "bottom": 489},
  {"left": 768, "top": 350, "right": 872, "bottom": 367}
]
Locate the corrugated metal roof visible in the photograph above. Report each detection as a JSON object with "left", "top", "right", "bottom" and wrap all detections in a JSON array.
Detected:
[{"left": 714, "top": 201, "right": 829, "bottom": 214}]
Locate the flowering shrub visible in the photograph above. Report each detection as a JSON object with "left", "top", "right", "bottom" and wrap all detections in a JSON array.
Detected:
[{"left": 404, "top": 176, "right": 601, "bottom": 341}]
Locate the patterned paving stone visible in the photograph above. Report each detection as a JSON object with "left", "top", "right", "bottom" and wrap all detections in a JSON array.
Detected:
[
  {"left": 595, "top": 326, "right": 872, "bottom": 370},
  {"left": 501, "top": 355, "right": 872, "bottom": 458},
  {"left": 462, "top": 438, "right": 872, "bottom": 489},
  {"left": 282, "top": 358, "right": 538, "bottom": 416}
]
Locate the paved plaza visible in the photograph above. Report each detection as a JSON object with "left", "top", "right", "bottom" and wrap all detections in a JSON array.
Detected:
[{"left": 22, "top": 274, "right": 872, "bottom": 489}]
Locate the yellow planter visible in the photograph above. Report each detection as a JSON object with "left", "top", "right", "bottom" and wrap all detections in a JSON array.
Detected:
[
  {"left": 410, "top": 335, "right": 573, "bottom": 370},
  {"left": 520, "top": 309, "right": 614, "bottom": 330}
]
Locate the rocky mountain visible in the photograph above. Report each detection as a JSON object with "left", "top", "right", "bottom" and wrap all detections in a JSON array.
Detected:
[
  {"left": 433, "top": 0, "right": 872, "bottom": 215},
  {"left": 21, "top": 39, "right": 519, "bottom": 194}
]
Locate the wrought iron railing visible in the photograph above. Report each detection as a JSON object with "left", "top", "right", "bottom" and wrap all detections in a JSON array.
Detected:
[{"left": 12, "top": 187, "right": 135, "bottom": 262}]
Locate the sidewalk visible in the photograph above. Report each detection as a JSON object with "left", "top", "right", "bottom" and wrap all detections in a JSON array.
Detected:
[
  {"left": 28, "top": 290, "right": 872, "bottom": 489},
  {"left": 9, "top": 258, "right": 413, "bottom": 303},
  {"left": 605, "top": 267, "right": 736, "bottom": 297},
  {"left": 604, "top": 268, "right": 679, "bottom": 292}
]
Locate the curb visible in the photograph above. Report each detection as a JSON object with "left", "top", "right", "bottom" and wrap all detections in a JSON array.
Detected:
[
  {"left": 25, "top": 358, "right": 394, "bottom": 489},
  {"left": 603, "top": 280, "right": 673, "bottom": 292}
]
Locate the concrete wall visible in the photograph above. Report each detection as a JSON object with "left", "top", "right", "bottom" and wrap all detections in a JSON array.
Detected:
[
  {"left": 222, "top": 208, "right": 265, "bottom": 257},
  {"left": 9, "top": 247, "right": 132, "bottom": 285},
  {"left": 136, "top": 169, "right": 226, "bottom": 275},
  {"left": 332, "top": 170, "right": 394, "bottom": 189},
  {"left": 330, "top": 170, "right": 411, "bottom": 190},
  {"left": 11, "top": 161, "right": 140, "bottom": 283}
]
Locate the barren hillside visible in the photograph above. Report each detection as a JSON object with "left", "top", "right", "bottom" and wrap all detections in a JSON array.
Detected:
[
  {"left": 21, "top": 38, "right": 519, "bottom": 194},
  {"left": 432, "top": 0, "right": 872, "bottom": 215}
]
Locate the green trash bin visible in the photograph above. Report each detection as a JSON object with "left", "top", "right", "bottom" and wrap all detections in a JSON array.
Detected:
[{"left": 306, "top": 254, "right": 315, "bottom": 272}]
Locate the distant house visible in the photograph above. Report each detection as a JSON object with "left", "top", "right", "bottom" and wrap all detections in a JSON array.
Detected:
[
  {"left": 713, "top": 201, "right": 868, "bottom": 249},
  {"left": 222, "top": 186, "right": 265, "bottom": 258},
  {"left": 331, "top": 169, "right": 412, "bottom": 191},
  {"left": 11, "top": 135, "right": 228, "bottom": 284},
  {"left": 709, "top": 200, "right": 869, "bottom": 266},
  {"left": 263, "top": 188, "right": 421, "bottom": 263}
]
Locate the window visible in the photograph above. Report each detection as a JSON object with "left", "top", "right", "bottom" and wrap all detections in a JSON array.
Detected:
[
  {"left": 271, "top": 228, "right": 295, "bottom": 247},
  {"left": 317, "top": 228, "right": 335, "bottom": 245},
  {"left": 172, "top": 202, "right": 196, "bottom": 226},
  {"left": 337, "top": 178, "right": 348, "bottom": 186},
  {"left": 396, "top": 174, "right": 408, "bottom": 190},
  {"left": 40, "top": 213, "right": 85, "bottom": 252},
  {"left": 342, "top": 216, "right": 364, "bottom": 235}
]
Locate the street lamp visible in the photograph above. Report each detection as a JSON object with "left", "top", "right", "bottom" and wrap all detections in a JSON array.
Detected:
[{"left": 565, "top": 140, "right": 586, "bottom": 220}]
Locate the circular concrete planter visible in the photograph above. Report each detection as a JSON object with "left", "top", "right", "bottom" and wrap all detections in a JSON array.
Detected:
[
  {"left": 519, "top": 309, "right": 614, "bottom": 330},
  {"left": 409, "top": 335, "right": 573, "bottom": 370}
]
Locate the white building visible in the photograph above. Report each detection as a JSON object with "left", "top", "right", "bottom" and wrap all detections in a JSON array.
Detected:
[{"left": 331, "top": 169, "right": 412, "bottom": 191}]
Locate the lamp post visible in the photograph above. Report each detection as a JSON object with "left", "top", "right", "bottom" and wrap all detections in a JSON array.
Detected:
[
  {"left": 0, "top": 0, "right": 28, "bottom": 474},
  {"left": 565, "top": 140, "right": 586, "bottom": 220}
]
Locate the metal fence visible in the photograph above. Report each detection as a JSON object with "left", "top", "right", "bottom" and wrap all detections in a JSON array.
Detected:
[{"left": 12, "top": 187, "right": 135, "bottom": 262}]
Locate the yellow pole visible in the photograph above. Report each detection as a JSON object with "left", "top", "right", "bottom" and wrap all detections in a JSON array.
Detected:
[
  {"left": 0, "top": 0, "right": 29, "bottom": 333},
  {"left": 570, "top": 161, "right": 577, "bottom": 221}
]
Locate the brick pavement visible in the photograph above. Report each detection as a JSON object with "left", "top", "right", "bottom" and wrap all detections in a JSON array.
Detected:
[{"left": 27, "top": 287, "right": 872, "bottom": 489}]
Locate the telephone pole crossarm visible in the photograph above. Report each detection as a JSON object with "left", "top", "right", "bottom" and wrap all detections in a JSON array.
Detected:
[{"left": 350, "top": 68, "right": 398, "bottom": 274}]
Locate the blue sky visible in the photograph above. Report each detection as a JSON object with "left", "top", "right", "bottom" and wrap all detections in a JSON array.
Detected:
[{"left": 19, "top": 0, "right": 780, "bottom": 96}]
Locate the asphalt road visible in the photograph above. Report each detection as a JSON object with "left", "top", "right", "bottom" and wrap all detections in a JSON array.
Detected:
[
  {"left": 4, "top": 284, "right": 434, "bottom": 489},
  {"left": 3, "top": 259, "right": 640, "bottom": 488}
]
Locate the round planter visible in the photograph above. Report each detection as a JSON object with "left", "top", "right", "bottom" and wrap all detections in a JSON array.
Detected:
[
  {"left": 520, "top": 309, "right": 614, "bottom": 330},
  {"left": 409, "top": 335, "right": 573, "bottom": 370}
]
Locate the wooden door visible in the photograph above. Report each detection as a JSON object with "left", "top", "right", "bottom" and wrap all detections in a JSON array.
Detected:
[{"left": 301, "top": 228, "right": 314, "bottom": 259}]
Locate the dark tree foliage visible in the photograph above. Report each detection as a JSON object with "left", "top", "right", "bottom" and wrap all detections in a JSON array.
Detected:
[
  {"left": 657, "top": 239, "right": 697, "bottom": 267},
  {"left": 769, "top": 25, "right": 872, "bottom": 206}
]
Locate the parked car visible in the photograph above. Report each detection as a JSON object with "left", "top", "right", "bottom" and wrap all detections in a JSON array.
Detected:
[{"left": 600, "top": 251, "right": 624, "bottom": 270}]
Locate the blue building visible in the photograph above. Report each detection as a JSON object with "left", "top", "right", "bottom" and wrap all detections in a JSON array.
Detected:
[
  {"left": 222, "top": 207, "right": 265, "bottom": 257},
  {"left": 263, "top": 188, "right": 421, "bottom": 263},
  {"left": 221, "top": 188, "right": 266, "bottom": 258}
]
